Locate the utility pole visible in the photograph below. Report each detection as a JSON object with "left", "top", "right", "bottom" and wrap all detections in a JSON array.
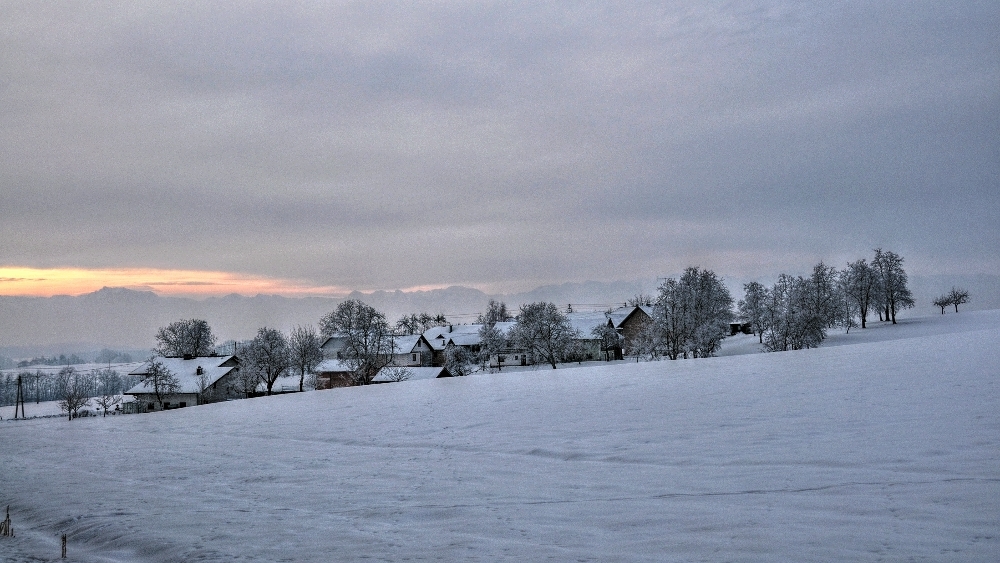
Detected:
[{"left": 14, "top": 375, "right": 26, "bottom": 419}]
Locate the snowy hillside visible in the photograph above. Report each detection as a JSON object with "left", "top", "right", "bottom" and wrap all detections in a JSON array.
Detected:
[{"left": 1, "top": 312, "right": 998, "bottom": 561}]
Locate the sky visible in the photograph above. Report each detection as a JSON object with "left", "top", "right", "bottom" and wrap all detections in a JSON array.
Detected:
[{"left": 1, "top": 1, "right": 997, "bottom": 298}]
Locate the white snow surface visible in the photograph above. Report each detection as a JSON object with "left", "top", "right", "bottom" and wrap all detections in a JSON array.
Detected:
[{"left": 1, "top": 311, "right": 998, "bottom": 561}]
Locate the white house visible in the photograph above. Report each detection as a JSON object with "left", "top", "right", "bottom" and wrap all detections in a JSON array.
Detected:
[{"left": 126, "top": 355, "right": 240, "bottom": 412}]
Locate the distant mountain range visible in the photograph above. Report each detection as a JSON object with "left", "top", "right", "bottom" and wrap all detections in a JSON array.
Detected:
[
  {"left": 1, "top": 274, "right": 996, "bottom": 359},
  {"left": 0, "top": 279, "right": 656, "bottom": 356}
]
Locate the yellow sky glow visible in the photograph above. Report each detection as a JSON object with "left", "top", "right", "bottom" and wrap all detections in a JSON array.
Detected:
[{"left": 0, "top": 267, "right": 351, "bottom": 298}]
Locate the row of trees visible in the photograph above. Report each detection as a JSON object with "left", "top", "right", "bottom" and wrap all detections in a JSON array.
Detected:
[
  {"left": 933, "top": 287, "right": 970, "bottom": 314},
  {"left": 0, "top": 367, "right": 139, "bottom": 411},
  {"left": 138, "top": 250, "right": 933, "bottom": 394},
  {"left": 0, "top": 366, "right": 139, "bottom": 419},
  {"left": 737, "top": 249, "right": 915, "bottom": 352}
]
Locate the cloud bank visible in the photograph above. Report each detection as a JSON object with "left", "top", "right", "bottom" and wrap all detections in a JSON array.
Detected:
[{"left": 2, "top": 1, "right": 997, "bottom": 294}]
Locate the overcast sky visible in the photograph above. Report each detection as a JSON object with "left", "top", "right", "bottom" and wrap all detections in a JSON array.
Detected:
[{"left": 2, "top": 1, "right": 997, "bottom": 297}]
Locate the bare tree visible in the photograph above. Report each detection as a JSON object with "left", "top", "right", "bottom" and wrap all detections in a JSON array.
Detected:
[
  {"left": 477, "top": 320, "right": 506, "bottom": 372},
  {"left": 232, "top": 343, "right": 262, "bottom": 398},
  {"left": 242, "top": 327, "right": 292, "bottom": 396},
  {"left": 155, "top": 319, "right": 217, "bottom": 357},
  {"left": 932, "top": 295, "right": 951, "bottom": 314},
  {"left": 627, "top": 294, "right": 654, "bottom": 307},
  {"left": 872, "top": 249, "right": 915, "bottom": 324},
  {"left": 444, "top": 344, "right": 475, "bottom": 376},
  {"left": 630, "top": 322, "right": 662, "bottom": 361},
  {"left": 948, "top": 287, "right": 970, "bottom": 312},
  {"left": 141, "top": 358, "right": 182, "bottom": 410},
  {"left": 319, "top": 300, "right": 395, "bottom": 385},
  {"left": 836, "top": 270, "right": 860, "bottom": 333},
  {"left": 396, "top": 313, "right": 448, "bottom": 335},
  {"left": 477, "top": 300, "right": 514, "bottom": 324},
  {"left": 93, "top": 368, "right": 122, "bottom": 417},
  {"left": 591, "top": 322, "right": 621, "bottom": 361},
  {"left": 56, "top": 367, "right": 91, "bottom": 421},
  {"left": 510, "top": 302, "right": 579, "bottom": 369},
  {"left": 379, "top": 366, "right": 413, "bottom": 382},
  {"left": 288, "top": 325, "right": 323, "bottom": 392},
  {"left": 842, "top": 259, "right": 878, "bottom": 328}
]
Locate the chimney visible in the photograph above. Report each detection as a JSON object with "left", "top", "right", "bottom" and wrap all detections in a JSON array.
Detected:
[
  {"left": 196, "top": 366, "right": 204, "bottom": 375},
  {"left": 448, "top": 324, "right": 453, "bottom": 333}
]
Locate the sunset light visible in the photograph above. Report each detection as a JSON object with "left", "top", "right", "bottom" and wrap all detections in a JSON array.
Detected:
[{"left": 0, "top": 267, "right": 350, "bottom": 298}]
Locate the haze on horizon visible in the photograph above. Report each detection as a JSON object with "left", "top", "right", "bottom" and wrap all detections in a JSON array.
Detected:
[{"left": 2, "top": 2, "right": 997, "bottom": 299}]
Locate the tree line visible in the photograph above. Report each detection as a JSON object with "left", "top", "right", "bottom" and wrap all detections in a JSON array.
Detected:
[
  {"left": 0, "top": 366, "right": 140, "bottom": 419},
  {"left": 121, "top": 248, "right": 962, "bottom": 403}
]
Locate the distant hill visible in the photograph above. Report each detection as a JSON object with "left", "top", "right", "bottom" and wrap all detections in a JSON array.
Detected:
[{"left": 0, "top": 280, "right": 658, "bottom": 356}]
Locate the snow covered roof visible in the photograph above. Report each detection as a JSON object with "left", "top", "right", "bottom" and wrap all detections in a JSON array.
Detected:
[
  {"left": 392, "top": 334, "right": 422, "bottom": 353},
  {"left": 372, "top": 366, "right": 452, "bottom": 383},
  {"left": 315, "top": 359, "right": 352, "bottom": 373},
  {"left": 423, "top": 322, "right": 517, "bottom": 350},
  {"left": 126, "top": 356, "right": 238, "bottom": 395},
  {"left": 564, "top": 312, "right": 614, "bottom": 336}
]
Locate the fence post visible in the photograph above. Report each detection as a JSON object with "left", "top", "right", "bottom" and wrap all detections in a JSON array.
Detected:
[{"left": 61, "top": 533, "right": 67, "bottom": 558}]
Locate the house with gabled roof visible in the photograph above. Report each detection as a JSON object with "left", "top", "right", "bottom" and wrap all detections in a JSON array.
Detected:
[
  {"left": 615, "top": 305, "right": 654, "bottom": 357},
  {"left": 390, "top": 334, "right": 434, "bottom": 367},
  {"left": 564, "top": 311, "right": 618, "bottom": 362},
  {"left": 126, "top": 355, "right": 240, "bottom": 412}
]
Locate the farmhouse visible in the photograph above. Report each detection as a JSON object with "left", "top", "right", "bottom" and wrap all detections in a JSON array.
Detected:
[
  {"left": 615, "top": 305, "right": 654, "bottom": 356},
  {"left": 126, "top": 355, "right": 240, "bottom": 412}
]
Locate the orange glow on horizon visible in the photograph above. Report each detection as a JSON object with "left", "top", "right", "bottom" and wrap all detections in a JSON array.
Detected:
[{"left": 0, "top": 267, "right": 352, "bottom": 298}]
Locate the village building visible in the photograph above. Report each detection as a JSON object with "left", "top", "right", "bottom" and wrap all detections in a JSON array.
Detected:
[
  {"left": 615, "top": 305, "right": 654, "bottom": 357},
  {"left": 125, "top": 355, "right": 240, "bottom": 412}
]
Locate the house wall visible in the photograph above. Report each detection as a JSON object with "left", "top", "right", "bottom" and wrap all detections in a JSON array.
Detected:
[
  {"left": 132, "top": 393, "right": 200, "bottom": 411},
  {"left": 316, "top": 372, "right": 353, "bottom": 389},
  {"left": 620, "top": 311, "right": 653, "bottom": 355}
]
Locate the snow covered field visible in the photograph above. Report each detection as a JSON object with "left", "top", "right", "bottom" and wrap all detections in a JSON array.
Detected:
[{"left": 1, "top": 311, "right": 998, "bottom": 561}]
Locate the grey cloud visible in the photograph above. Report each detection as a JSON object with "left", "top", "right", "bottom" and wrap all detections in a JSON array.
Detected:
[{"left": 1, "top": 1, "right": 997, "bottom": 292}]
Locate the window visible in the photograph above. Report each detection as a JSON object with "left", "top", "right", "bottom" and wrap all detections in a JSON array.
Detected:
[{"left": 412, "top": 353, "right": 418, "bottom": 362}]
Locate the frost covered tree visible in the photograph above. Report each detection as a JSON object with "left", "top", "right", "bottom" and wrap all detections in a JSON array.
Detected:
[
  {"left": 477, "top": 319, "right": 507, "bottom": 372},
  {"left": 141, "top": 358, "right": 181, "bottom": 410},
  {"left": 379, "top": 366, "right": 412, "bottom": 382},
  {"left": 836, "top": 270, "right": 860, "bottom": 333},
  {"left": 155, "top": 319, "right": 217, "bottom": 358},
  {"left": 92, "top": 368, "right": 122, "bottom": 417},
  {"left": 948, "top": 287, "right": 970, "bottom": 312},
  {"left": 652, "top": 267, "right": 733, "bottom": 360},
  {"left": 477, "top": 299, "right": 514, "bottom": 324},
  {"left": 759, "top": 264, "right": 844, "bottom": 352},
  {"left": 591, "top": 322, "right": 621, "bottom": 361},
  {"left": 444, "top": 343, "right": 475, "bottom": 376},
  {"left": 738, "top": 281, "right": 769, "bottom": 344},
  {"left": 841, "top": 259, "right": 878, "bottom": 328},
  {"left": 319, "top": 300, "right": 395, "bottom": 385},
  {"left": 510, "top": 302, "right": 579, "bottom": 368},
  {"left": 396, "top": 313, "right": 448, "bottom": 335},
  {"left": 630, "top": 322, "right": 662, "bottom": 361},
  {"left": 872, "top": 249, "right": 915, "bottom": 324},
  {"left": 241, "top": 327, "right": 292, "bottom": 396},
  {"left": 56, "top": 367, "right": 92, "bottom": 421},
  {"left": 288, "top": 325, "right": 323, "bottom": 392}
]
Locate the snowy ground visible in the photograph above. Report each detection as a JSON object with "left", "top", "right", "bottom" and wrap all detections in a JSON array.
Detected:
[{"left": 1, "top": 311, "right": 998, "bottom": 561}]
